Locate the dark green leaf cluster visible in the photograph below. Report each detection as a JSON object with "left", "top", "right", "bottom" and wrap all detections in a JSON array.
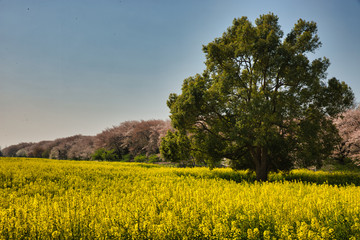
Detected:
[
  {"left": 91, "top": 148, "right": 118, "bottom": 161},
  {"left": 160, "top": 130, "right": 193, "bottom": 165},
  {"left": 133, "top": 154, "right": 160, "bottom": 163}
]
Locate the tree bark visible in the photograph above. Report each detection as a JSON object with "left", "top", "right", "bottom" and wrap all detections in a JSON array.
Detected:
[
  {"left": 255, "top": 159, "right": 268, "bottom": 181},
  {"left": 251, "top": 146, "right": 269, "bottom": 181}
]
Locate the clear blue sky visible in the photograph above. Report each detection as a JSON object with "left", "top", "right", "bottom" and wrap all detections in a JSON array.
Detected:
[{"left": 1, "top": 0, "right": 359, "bottom": 148}]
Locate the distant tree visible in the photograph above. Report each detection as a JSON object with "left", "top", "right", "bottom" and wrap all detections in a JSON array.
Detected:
[
  {"left": 95, "top": 119, "right": 172, "bottom": 159},
  {"left": 2, "top": 143, "right": 33, "bottom": 157},
  {"left": 16, "top": 149, "right": 28, "bottom": 157},
  {"left": 48, "top": 135, "right": 88, "bottom": 160},
  {"left": 49, "top": 147, "right": 62, "bottom": 160},
  {"left": 163, "top": 13, "right": 354, "bottom": 181},
  {"left": 147, "top": 120, "right": 172, "bottom": 154},
  {"left": 31, "top": 141, "right": 53, "bottom": 159},
  {"left": 0, "top": 147, "right": 2, "bottom": 157},
  {"left": 124, "top": 120, "right": 170, "bottom": 156},
  {"left": 42, "top": 149, "right": 51, "bottom": 159},
  {"left": 333, "top": 108, "right": 360, "bottom": 165},
  {"left": 28, "top": 145, "right": 45, "bottom": 158},
  {"left": 95, "top": 121, "right": 134, "bottom": 158},
  {"left": 67, "top": 136, "right": 96, "bottom": 160}
]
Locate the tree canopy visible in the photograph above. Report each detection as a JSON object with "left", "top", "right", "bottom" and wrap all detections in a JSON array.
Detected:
[{"left": 161, "top": 13, "right": 354, "bottom": 181}]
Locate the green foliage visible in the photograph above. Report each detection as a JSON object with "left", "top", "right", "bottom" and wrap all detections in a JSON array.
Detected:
[
  {"left": 121, "top": 153, "right": 131, "bottom": 162},
  {"left": 164, "top": 13, "right": 354, "bottom": 181},
  {"left": 134, "top": 154, "right": 147, "bottom": 162},
  {"left": 41, "top": 149, "right": 50, "bottom": 159},
  {"left": 160, "top": 130, "right": 192, "bottom": 163},
  {"left": 133, "top": 154, "right": 160, "bottom": 163},
  {"left": 148, "top": 154, "right": 160, "bottom": 163},
  {"left": 323, "top": 160, "right": 360, "bottom": 173},
  {"left": 91, "top": 148, "right": 117, "bottom": 161}
]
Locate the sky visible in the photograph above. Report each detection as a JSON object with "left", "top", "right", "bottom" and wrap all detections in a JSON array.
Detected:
[{"left": 1, "top": 0, "right": 359, "bottom": 148}]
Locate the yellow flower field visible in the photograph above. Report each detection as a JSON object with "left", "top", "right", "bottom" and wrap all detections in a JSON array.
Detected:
[{"left": 0, "top": 157, "right": 359, "bottom": 239}]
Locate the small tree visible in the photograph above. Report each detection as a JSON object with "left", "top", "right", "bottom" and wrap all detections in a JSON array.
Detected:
[
  {"left": 163, "top": 13, "right": 354, "bottom": 181},
  {"left": 28, "top": 146, "right": 45, "bottom": 158}
]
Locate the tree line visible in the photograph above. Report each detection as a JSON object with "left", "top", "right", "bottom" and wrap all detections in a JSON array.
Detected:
[
  {"left": 1, "top": 120, "right": 171, "bottom": 162},
  {"left": 1, "top": 109, "right": 360, "bottom": 167}
]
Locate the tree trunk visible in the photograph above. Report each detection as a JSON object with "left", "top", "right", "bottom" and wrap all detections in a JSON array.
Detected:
[
  {"left": 251, "top": 146, "right": 269, "bottom": 181},
  {"left": 255, "top": 159, "right": 268, "bottom": 181}
]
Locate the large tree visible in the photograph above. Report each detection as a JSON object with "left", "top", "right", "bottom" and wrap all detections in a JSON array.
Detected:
[{"left": 161, "top": 13, "right": 354, "bottom": 181}]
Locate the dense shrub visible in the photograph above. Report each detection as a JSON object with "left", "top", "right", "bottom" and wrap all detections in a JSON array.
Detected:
[
  {"left": 121, "top": 154, "right": 131, "bottom": 162},
  {"left": 134, "top": 154, "right": 147, "bottom": 162},
  {"left": 148, "top": 154, "right": 160, "bottom": 163},
  {"left": 132, "top": 154, "right": 161, "bottom": 163},
  {"left": 91, "top": 148, "right": 118, "bottom": 161}
]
